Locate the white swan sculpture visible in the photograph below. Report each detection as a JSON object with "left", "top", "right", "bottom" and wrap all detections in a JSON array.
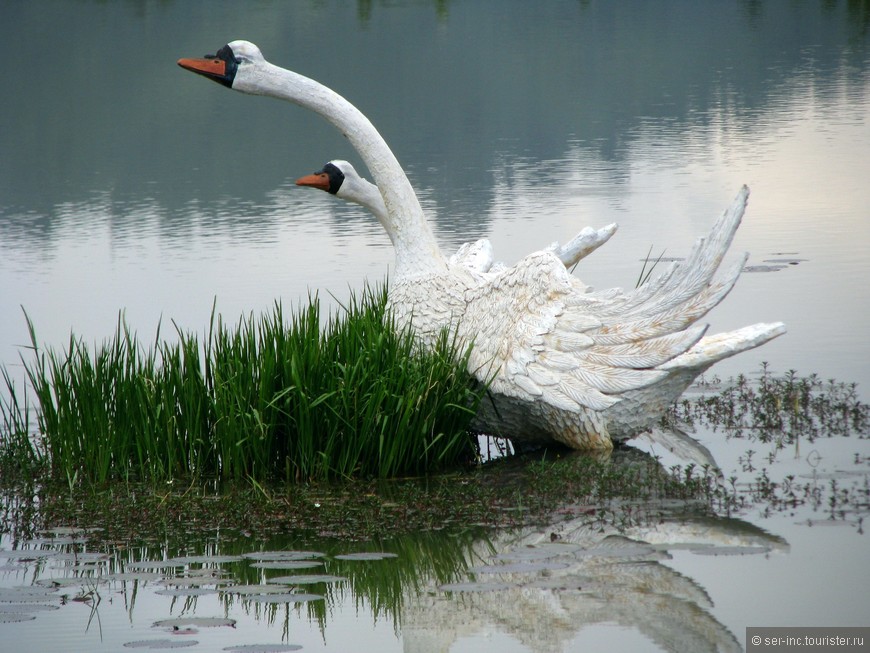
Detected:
[{"left": 179, "top": 41, "right": 786, "bottom": 450}]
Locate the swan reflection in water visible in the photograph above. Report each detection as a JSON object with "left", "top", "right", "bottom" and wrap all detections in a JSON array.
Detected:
[
  {"left": 401, "top": 504, "right": 785, "bottom": 653},
  {"left": 394, "top": 442, "right": 785, "bottom": 653}
]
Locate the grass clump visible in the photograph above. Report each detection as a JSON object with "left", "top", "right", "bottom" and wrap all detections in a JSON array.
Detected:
[{"left": 0, "top": 283, "right": 485, "bottom": 484}]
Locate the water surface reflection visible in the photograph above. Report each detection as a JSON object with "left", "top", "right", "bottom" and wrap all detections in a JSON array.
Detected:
[
  {"left": 4, "top": 413, "right": 868, "bottom": 653},
  {"left": 0, "top": 462, "right": 789, "bottom": 652}
]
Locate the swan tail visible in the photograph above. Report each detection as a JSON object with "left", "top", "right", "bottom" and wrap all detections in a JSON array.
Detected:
[
  {"left": 603, "top": 321, "right": 786, "bottom": 441},
  {"left": 657, "top": 322, "right": 787, "bottom": 372},
  {"left": 591, "top": 185, "right": 749, "bottom": 319},
  {"left": 587, "top": 253, "right": 747, "bottom": 346}
]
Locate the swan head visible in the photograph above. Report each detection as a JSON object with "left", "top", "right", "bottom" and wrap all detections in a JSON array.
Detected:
[
  {"left": 296, "top": 160, "right": 365, "bottom": 198},
  {"left": 177, "top": 40, "right": 264, "bottom": 88},
  {"left": 296, "top": 160, "right": 388, "bottom": 221}
]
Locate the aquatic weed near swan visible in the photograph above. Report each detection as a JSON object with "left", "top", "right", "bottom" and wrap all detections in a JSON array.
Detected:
[
  {"left": 0, "top": 283, "right": 485, "bottom": 484},
  {"left": 666, "top": 363, "right": 869, "bottom": 443}
]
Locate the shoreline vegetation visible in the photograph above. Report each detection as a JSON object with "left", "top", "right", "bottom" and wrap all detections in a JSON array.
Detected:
[
  {"left": 1, "top": 285, "right": 868, "bottom": 543},
  {"left": 1, "top": 283, "right": 485, "bottom": 485},
  {"left": 0, "top": 449, "right": 730, "bottom": 544}
]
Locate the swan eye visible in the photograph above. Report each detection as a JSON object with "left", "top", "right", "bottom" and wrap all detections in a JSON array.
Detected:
[{"left": 215, "top": 44, "right": 243, "bottom": 65}]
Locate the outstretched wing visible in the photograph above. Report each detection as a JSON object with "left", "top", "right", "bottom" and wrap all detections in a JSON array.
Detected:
[{"left": 459, "top": 186, "right": 752, "bottom": 412}]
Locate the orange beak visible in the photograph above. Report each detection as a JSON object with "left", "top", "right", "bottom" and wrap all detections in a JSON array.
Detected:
[
  {"left": 178, "top": 57, "right": 225, "bottom": 75},
  {"left": 295, "top": 173, "right": 332, "bottom": 191},
  {"left": 177, "top": 53, "right": 235, "bottom": 88}
]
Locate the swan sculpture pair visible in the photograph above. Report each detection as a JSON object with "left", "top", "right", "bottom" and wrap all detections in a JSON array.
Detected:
[{"left": 178, "top": 41, "right": 785, "bottom": 450}]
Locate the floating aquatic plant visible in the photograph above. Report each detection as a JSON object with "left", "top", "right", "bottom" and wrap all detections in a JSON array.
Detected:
[
  {"left": 438, "top": 581, "right": 515, "bottom": 593},
  {"left": 249, "top": 560, "right": 323, "bottom": 570},
  {"left": 123, "top": 639, "right": 198, "bottom": 649},
  {"left": 667, "top": 363, "right": 869, "bottom": 443},
  {"left": 333, "top": 552, "right": 397, "bottom": 561},
  {"left": 243, "top": 593, "right": 323, "bottom": 604},
  {"left": 153, "top": 616, "right": 237, "bottom": 628},
  {"left": 265, "top": 574, "right": 346, "bottom": 585}
]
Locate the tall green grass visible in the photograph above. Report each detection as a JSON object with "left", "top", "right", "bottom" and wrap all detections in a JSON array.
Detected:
[{"left": 0, "top": 284, "right": 486, "bottom": 484}]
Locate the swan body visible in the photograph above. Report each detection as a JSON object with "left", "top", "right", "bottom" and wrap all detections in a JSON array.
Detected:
[{"left": 179, "top": 41, "right": 786, "bottom": 450}]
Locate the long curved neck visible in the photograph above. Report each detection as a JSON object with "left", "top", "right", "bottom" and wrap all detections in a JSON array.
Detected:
[
  {"left": 342, "top": 177, "right": 391, "bottom": 227},
  {"left": 237, "top": 61, "right": 448, "bottom": 277}
]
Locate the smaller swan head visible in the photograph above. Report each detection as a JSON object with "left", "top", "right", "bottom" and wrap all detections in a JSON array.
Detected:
[
  {"left": 177, "top": 40, "right": 264, "bottom": 88},
  {"left": 296, "top": 161, "right": 387, "bottom": 222},
  {"left": 295, "top": 160, "right": 360, "bottom": 196}
]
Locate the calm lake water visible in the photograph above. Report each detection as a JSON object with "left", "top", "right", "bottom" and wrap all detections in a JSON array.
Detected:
[{"left": 1, "top": 2, "right": 869, "bottom": 652}]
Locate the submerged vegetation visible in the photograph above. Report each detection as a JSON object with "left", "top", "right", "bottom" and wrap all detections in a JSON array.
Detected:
[
  {"left": 0, "top": 284, "right": 485, "bottom": 484},
  {"left": 0, "top": 448, "right": 730, "bottom": 545},
  {"left": 666, "top": 363, "right": 869, "bottom": 443}
]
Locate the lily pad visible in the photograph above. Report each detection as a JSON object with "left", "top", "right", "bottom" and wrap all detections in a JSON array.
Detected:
[
  {"left": 25, "top": 536, "right": 81, "bottom": 546},
  {"left": 250, "top": 560, "right": 323, "bottom": 570},
  {"left": 245, "top": 593, "right": 324, "bottom": 604},
  {"left": 0, "top": 613, "right": 36, "bottom": 623},
  {"left": 438, "top": 581, "right": 514, "bottom": 593},
  {"left": 743, "top": 264, "right": 788, "bottom": 273},
  {"left": 266, "top": 574, "right": 346, "bottom": 585},
  {"left": 51, "top": 552, "right": 110, "bottom": 563},
  {"left": 223, "top": 646, "right": 303, "bottom": 652},
  {"left": 804, "top": 519, "right": 855, "bottom": 527},
  {"left": 40, "top": 526, "right": 94, "bottom": 537},
  {"left": 106, "top": 572, "right": 164, "bottom": 583},
  {"left": 0, "top": 588, "right": 61, "bottom": 602},
  {"left": 241, "top": 551, "right": 325, "bottom": 562},
  {"left": 155, "top": 588, "right": 218, "bottom": 597},
  {"left": 0, "top": 549, "right": 57, "bottom": 561},
  {"left": 161, "top": 576, "right": 227, "bottom": 587},
  {"left": 125, "top": 560, "right": 186, "bottom": 571},
  {"left": 221, "top": 585, "right": 288, "bottom": 596},
  {"left": 763, "top": 257, "right": 806, "bottom": 265},
  {"left": 66, "top": 563, "right": 107, "bottom": 573},
  {"left": 124, "top": 640, "right": 198, "bottom": 649},
  {"left": 333, "top": 552, "right": 398, "bottom": 561},
  {"left": 0, "top": 603, "right": 60, "bottom": 613},
  {"left": 153, "top": 617, "right": 237, "bottom": 629},
  {"left": 166, "top": 555, "right": 244, "bottom": 565},
  {"left": 35, "top": 577, "right": 107, "bottom": 588}
]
